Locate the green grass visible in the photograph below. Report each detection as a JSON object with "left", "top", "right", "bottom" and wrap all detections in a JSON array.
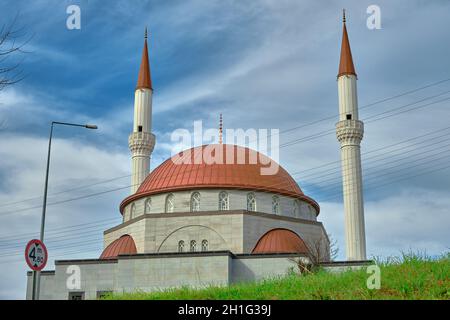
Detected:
[{"left": 104, "top": 252, "right": 449, "bottom": 300}]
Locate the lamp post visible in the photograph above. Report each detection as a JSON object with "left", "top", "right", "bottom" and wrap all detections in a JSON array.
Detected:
[{"left": 32, "top": 121, "right": 98, "bottom": 300}]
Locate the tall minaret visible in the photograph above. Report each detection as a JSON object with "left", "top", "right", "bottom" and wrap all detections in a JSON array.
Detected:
[
  {"left": 336, "top": 11, "right": 366, "bottom": 261},
  {"left": 129, "top": 28, "right": 156, "bottom": 194}
]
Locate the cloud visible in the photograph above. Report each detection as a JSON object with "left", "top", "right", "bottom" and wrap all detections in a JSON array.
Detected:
[
  {"left": 0, "top": 115, "right": 129, "bottom": 299},
  {"left": 0, "top": 142, "right": 126, "bottom": 299}
]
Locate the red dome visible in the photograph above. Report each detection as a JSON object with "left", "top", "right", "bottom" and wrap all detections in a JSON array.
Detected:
[
  {"left": 120, "top": 144, "right": 319, "bottom": 214},
  {"left": 100, "top": 235, "right": 137, "bottom": 259},
  {"left": 252, "top": 228, "right": 309, "bottom": 254}
]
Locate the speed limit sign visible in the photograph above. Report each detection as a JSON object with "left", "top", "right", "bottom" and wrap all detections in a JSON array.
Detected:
[{"left": 25, "top": 239, "right": 48, "bottom": 271}]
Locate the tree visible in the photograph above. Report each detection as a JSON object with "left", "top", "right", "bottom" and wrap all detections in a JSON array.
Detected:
[
  {"left": 289, "top": 234, "right": 339, "bottom": 275},
  {"left": 0, "top": 14, "right": 30, "bottom": 91},
  {"left": 307, "top": 234, "right": 339, "bottom": 265}
]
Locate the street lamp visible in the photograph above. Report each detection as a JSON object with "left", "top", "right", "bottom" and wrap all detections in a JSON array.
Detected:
[{"left": 32, "top": 121, "right": 98, "bottom": 300}]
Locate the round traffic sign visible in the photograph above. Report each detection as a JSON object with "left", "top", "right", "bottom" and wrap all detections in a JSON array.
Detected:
[{"left": 25, "top": 239, "right": 48, "bottom": 271}]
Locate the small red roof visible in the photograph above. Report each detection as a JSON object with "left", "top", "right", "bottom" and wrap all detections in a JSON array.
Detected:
[
  {"left": 252, "top": 228, "right": 309, "bottom": 254},
  {"left": 100, "top": 235, "right": 137, "bottom": 259},
  {"left": 136, "top": 30, "right": 152, "bottom": 90},
  {"left": 120, "top": 144, "right": 320, "bottom": 214},
  {"left": 338, "top": 20, "right": 356, "bottom": 77}
]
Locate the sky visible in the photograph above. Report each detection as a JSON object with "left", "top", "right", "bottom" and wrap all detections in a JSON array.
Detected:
[{"left": 0, "top": 0, "right": 449, "bottom": 299}]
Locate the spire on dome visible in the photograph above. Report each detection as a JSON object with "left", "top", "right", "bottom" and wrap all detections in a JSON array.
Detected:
[
  {"left": 136, "top": 27, "right": 153, "bottom": 90},
  {"left": 219, "top": 113, "right": 223, "bottom": 144},
  {"left": 338, "top": 10, "right": 356, "bottom": 78}
]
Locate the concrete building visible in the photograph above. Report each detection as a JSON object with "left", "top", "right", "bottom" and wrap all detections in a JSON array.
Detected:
[{"left": 26, "top": 15, "right": 369, "bottom": 300}]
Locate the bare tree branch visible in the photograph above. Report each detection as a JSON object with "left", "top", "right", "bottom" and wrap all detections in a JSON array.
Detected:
[
  {"left": 289, "top": 234, "right": 340, "bottom": 275},
  {"left": 0, "top": 12, "right": 32, "bottom": 91}
]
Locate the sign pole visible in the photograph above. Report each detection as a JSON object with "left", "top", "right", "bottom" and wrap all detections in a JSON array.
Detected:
[
  {"left": 31, "top": 271, "right": 37, "bottom": 300},
  {"left": 35, "top": 123, "right": 53, "bottom": 300}
]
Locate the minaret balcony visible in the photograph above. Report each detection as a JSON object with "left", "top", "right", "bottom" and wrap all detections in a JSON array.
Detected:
[
  {"left": 129, "top": 131, "right": 156, "bottom": 155},
  {"left": 335, "top": 119, "right": 364, "bottom": 145}
]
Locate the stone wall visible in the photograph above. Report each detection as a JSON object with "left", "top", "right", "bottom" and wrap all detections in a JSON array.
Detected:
[
  {"left": 231, "top": 254, "right": 305, "bottom": 283},
  {"left": 26, "top": 252, "right": 310, "bottom": 300}
]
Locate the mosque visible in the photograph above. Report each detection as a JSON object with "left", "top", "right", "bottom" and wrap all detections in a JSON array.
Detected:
[{"left": 26, "top": 14, "right": 368, "bottom": 300}]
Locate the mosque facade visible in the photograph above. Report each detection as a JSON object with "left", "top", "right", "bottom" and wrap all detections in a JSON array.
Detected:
[{"left": 26, "top": 15, "right": 368, "bottom": 300}]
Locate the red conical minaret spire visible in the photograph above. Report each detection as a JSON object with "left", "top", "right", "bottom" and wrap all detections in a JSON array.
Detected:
[
  {"left": 136, "top": 27, "right": 153, "bottom": 90},
  {"left": 338, "top": 10, "right": 356, "bottom": 78}
]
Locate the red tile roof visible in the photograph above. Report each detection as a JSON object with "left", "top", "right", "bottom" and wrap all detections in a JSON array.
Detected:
[
  {"left": 120, "top": 144, "right": 319, "bottom": 214},
  {"left": 252, "top": 228, "right": 309, "bottom": 254},
  {"left": 99, "top": 235, "right": 137, "bottom": 259}
]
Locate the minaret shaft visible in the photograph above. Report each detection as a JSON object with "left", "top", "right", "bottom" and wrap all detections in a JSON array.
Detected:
[
  {"left": 133, "top": 89, "right": 153, "bottom": 132},
  {"left": 336, "top": 75, "right": 366, "bottom": 261},
  {"left": 336, "top": 113, "right": 366, "bottom": 260},
  {"left": 336, "top": 14, "right": 366, "bottom": 261},
  {"left": 338, "top": 75, "right": 359, "bottom": 121}
]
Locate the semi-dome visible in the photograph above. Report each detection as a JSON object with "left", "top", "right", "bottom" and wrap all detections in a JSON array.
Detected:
[
  {"left": 100, "top": 235, "right": 137, "bottom": 259},
  {"left": 252, "top": 228, "right": 310, "bottom": 254},
  {"left": 120, "top": 144, "right": 319, "bottom": 214}
]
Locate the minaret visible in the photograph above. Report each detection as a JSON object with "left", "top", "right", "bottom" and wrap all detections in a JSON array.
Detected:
[
  {"left": 129, "top": 28, "right": 156, "bottom": 194},
  {"left": 336, "top": 11, "right": 366, "bottom": 260}
]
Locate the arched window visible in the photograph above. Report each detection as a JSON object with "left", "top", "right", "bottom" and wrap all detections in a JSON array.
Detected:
[
  {"left": 218, "top": 191, "right": 229, "bottom": 211},
  {"left": 190, "top": 240, "right": 197, "bottom": 252},
  {"left": 130, "top": 203, "right": 136, "bottom": 219},
  {"left": 178, "top": 240, "right": 185, "bottom": 253},
  {"left": 247, "top": 193, "right": 256, "bottom": 211},
  {"left": 191, "top": 192, "right": 201, "bottom": 212},
  {"left": 272, "top": 196, "right": 280, "bottom": 214},
  {"left": 144, "top": 198, "right": 152, "bottom": 214},
  {"left": 165, "top": 194, "right": 174, "bottom": 213},
  {"left": 293, "top": 200, "right": 300, "bottom": 217},
  {"left": 201, "top": 240, "right": 208, "bottom": 252}
]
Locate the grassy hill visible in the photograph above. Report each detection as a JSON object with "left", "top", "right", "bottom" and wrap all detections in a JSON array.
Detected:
[{"left": 104, "top": 253, "right": 449, "bottom": 300}]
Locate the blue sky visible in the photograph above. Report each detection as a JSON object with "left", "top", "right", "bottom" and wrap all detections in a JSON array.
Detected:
[{"left": 0, "top": 0, "right": 449, "bottom": 299}]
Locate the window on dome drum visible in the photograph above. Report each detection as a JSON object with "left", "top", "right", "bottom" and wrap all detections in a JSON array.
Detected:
[
  {"left": 190, "top": 240, "right": 197, "bottom": 252},
  {"left": 201, "top": 240, "right": 208, "bottom": 252},
  {"left": 144, "top": 198, "right": 152, "bottom": 214},
  {"left": 178, "top": 240, "right": 185, "bottom": 253},
  {"left": 191, "top": 192, "right": 201, "bottom": 212},
  {"left": 130, "top": 203, "right": 136, "bottom": 219},
  {"left": 218, "top": 191, "right": 229, "bottom": 211},
  {"left": 293, "top": 200, "right": 300, "bottom": 217},
  {"left": 272, "top": 196, "right": 280, "bottom": 214},
  {"left": 247, "top": 193, "right": 256, "bottom": 211},
  {"left": 165, "top": 194, "right": 174, "bottom": 213}
]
